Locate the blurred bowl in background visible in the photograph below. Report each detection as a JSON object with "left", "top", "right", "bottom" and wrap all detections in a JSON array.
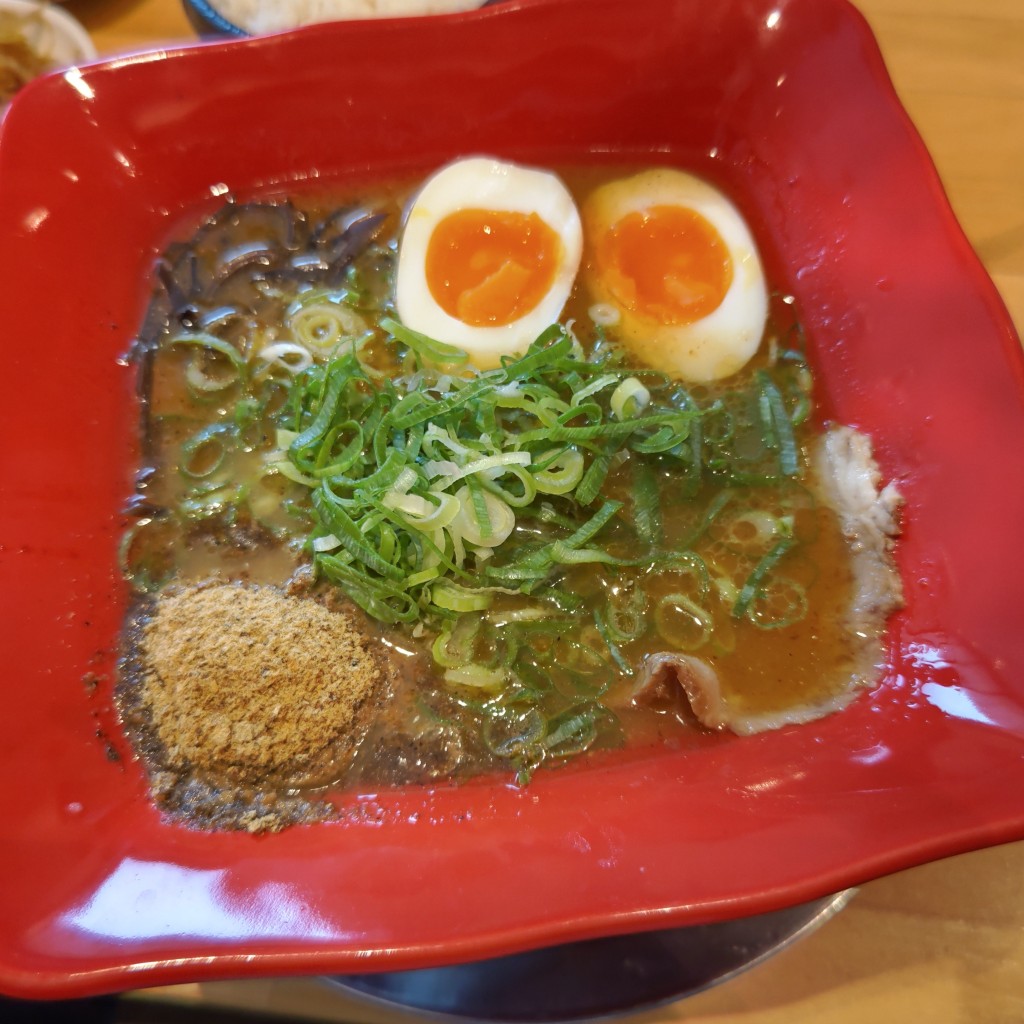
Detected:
[
  {"left": 181, "top": 0, "right": 246, "bottom": 38},
  {"left": 181, "top": 0, "right": 496, "bottom": 39}
]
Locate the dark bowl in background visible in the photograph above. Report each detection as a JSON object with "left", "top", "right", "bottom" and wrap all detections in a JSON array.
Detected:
[{"left": 182, "top": 0, "right": 246, "bottom": 37}]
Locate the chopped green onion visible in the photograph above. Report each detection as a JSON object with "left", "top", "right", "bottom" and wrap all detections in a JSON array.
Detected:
[
  {"left": 632, "top": 460, "right": 662, "bottom": 547},
  {"left": 167, "top": 332, "right": 246, "bottom": 368},
  {"left": 444, "top": 664, "right": 507, "bottom": 692},
  {"left": 257, "top": 342, "right": 313, "bottom": 375},
  {"left": 312, "top": 533, "right": 342, "bottom": 552},
  {"left": 267, "top": 459, "right": 318, "bottom": 487},
  {"left": 382, "top": 490, "right": 460, "bottom": 532},
  {"left": 179, "top": 423, "right": 236, "bottom": 479},
  {"left": 746, "top": 575, "right": 808, "bottom": 629},
  {"left": 381, "top": 315, "right": 470, "bottom": 366},
  {"left": 145, "top": 191, "right": 829, "bottom": 796},
  {"left": 483, "top": 707, "right": 546, "bottom": 757},
  {"left": 570, "top": 374, "right": 619, "bottom": 406},
  {"left": 605, "top": 585, "right": 647, "bottom": 642},
  {"left": 432, "top": 581, "right": 494, "bottom": 613},
  {"left": 432, "top": 451, "right": 533, "bottom": 490},
  {"left": 450, "top": 485, "right": 515, "bottom": 546},
  {"left": 593, "top": 607, "right": 633, "bottom": 674},
  {"left": 758, "top": 371, "right": 800, "bottom": 476},
  {"left": 732, "top": 534, "right": 797, "bottom": 620},
  {"left": 168, "top": 332, "right": 247, "bottom": 394},
  {"left": 654, "top": 593, "right": 715, "bottom": 651},
  {"left": 543, "top": 707, "right": 599, "bottom": 757},
  {"left": 610, "top": 377, "right": 651, "bottom": 419}
]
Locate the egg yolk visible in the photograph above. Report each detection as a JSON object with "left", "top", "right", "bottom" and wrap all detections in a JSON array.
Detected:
[
  {"left": 593, "top": 205, "right": 733, "bottom": 325},
  {"left": 424, "top": 209, "right": 561, "bottom": 327}
]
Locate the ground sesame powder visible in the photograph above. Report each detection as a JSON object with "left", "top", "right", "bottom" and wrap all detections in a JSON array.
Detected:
[{"left": 141, "top": 582, "right": 380, "bottom": 786}]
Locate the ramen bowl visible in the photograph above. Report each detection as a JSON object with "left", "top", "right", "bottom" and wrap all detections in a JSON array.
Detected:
[{"left": 1, "top": 0, "right": 1023, "bottom": 999}]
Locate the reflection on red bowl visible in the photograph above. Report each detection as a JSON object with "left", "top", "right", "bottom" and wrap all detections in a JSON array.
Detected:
[{"left": 1, "top": 0, "right": 1023, "bottom": 1000}]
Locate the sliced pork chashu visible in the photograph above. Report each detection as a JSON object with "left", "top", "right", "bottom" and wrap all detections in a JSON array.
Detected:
[{"left": 629, "top": 425, "right": 904, "bottom": 735}]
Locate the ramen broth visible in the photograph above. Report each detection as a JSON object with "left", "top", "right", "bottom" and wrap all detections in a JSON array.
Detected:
[{"left": 119, "top": 171, "right": 885, "bottom": 812}]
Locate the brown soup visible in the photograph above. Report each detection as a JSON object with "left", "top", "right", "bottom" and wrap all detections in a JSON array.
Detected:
[{"left": 117, "top": 167, "right": 895, "bottom": 831}]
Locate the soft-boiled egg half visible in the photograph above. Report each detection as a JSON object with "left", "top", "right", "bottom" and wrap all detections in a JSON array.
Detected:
[
  {"left": 582, "top": 168, "right": 768, "bottom": 382},
  {"left": 395, "top": 157, "right": 583, "bottom": 369}
]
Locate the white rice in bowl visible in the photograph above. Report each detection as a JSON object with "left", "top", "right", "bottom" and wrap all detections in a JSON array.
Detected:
[{"left": 212, "top": 0, "right": 486, "bottom": 33}]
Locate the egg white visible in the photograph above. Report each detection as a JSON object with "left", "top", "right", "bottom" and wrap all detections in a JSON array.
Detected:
[
  {"left": 582, "top": 168, "right": 768, "bottom": 382},
  {"left": 395, "top": 157, "right": 583, "bottom": 370}
]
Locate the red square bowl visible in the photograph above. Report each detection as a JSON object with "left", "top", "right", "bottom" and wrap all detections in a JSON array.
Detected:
[{"left": 1, "top": 0, "right": 1023, "bottom": 999}]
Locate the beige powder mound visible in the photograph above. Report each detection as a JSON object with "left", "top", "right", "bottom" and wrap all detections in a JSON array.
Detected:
[
  {"left": 141, "top": 583, "right": 379, "bottom": 784},
  {"left": 214, "top": 0, "right": 484, "bottom": 34}
]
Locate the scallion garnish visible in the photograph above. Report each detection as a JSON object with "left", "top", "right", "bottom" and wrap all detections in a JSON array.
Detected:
[{"left": 149, "top": 269, "right": 818, "bottom": 785}]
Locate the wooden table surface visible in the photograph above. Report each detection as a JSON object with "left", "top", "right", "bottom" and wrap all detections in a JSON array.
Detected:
[{"left": 58, "top": 1, "right": 1024, "bottom": 1021}]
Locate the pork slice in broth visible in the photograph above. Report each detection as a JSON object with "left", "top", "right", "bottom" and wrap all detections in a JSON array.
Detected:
[{"left": 629, "top": 426, "right": 904, "bottom": 735}]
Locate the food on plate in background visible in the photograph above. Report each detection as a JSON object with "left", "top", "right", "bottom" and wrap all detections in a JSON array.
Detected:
[
  {"left": 0, "top": 8, "right": 47, "bottom": 101},
  {"left": 0, "top": 1, "right": 94, "bottom": 105},
  {"left": 116, "top": 158, "right": 903, "bottom": 831}
]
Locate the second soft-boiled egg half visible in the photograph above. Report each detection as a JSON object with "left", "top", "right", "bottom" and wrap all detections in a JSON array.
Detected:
[
  {"left": 395, "top": 157, "right": 583, "bottom": 369},
  {"left": 582, "top": 168, "right": 768, "bottom": 382}
]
